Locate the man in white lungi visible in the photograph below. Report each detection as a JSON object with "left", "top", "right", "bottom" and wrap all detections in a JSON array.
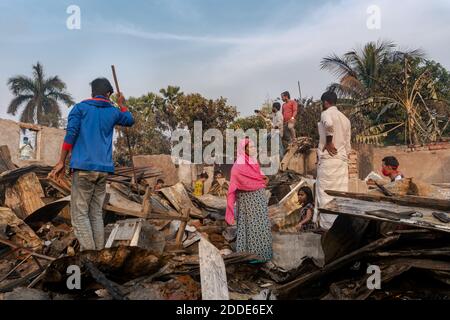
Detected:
[{"left": 316, "top": 91, "right": 351, "bottom": 230}]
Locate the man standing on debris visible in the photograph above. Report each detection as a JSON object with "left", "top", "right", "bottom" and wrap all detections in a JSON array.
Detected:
[
  {"left": 316, "top": 91, "right": 351, "bottom": 230},
  {"left": 281, "top": 91, "right": 298, "bottom": 144},
  {"left": 271, "top": 102, "right": 285, "bottom": 157},
  {"left": 50, "top": 78, "right": 134, "bottom": 251}
]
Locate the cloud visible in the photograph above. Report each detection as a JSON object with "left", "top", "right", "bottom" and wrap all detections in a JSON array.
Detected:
[
  {"left": 102, "top": 0, "right": 450, "bottom": 115},
  {"left": 177, "top": 0, "right": 450, "bottom": 113},
  {"left": 1, "top": 0, "right": 449, "bottom": 120},
  {"left": 109, "top": 24, "right": 292, "bottom": 45}
]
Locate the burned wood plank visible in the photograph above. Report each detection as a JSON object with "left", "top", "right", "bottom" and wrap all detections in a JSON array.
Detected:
[
  {"left": 104, "top": 204, "right": 189, "bottom": 222},
  {"left": 159, "top": 182, "right": 204, "bottom": 218},
  {"left": 324, "top": 263, "right": 411, "bottom": 300},
  {"left": 376, "top": 258, "right": 450, "bottom": 272},
  {"left": 0, "top": 164, "right": 52, "bottom": 184},
  {"left": 0, "top": 207, "right": 42, "bottom": 252},
  {"left": 369, "top": 247, "right": 450, "bottom": 258},
  {"left": 325, "top": 190, "right": 450, "bottom": 212},
  {"left": 0, "top": 238, "right": 54, "bottom": 261},
  {"left": 46, "top": 175, "right": 71, "bottom": 196},
  {"left": 272, "top": 235, "right": 400, "bottom": 299},
  {"left": 83, "top": 259, "right": 128, "bottom": 300},
  {"left": 5, "top": 172, "right": 45, "bottom": 219},
  {"left": 0, "top": 269, "right": 42, "bottom": 293}
]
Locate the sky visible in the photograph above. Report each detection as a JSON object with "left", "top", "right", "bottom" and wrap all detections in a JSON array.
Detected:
[{"left": 0, "top": 0, "right": 449, "bottom": 121}]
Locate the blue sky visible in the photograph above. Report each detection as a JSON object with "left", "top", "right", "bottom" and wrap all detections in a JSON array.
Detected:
[{"left": 0, "top": 0, "right": 449, "bottom": 121}]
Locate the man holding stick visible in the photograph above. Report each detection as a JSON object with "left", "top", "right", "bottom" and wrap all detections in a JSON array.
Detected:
[{"left": 50, "top": 78, "right": 134, "bottom": 251}]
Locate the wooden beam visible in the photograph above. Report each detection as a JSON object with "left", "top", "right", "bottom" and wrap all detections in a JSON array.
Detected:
[
  {"left": 104, "top": 204, "right": 188, "bottom": 221},
  {"left": 175, "top": 209, "right": 190, "bottom": 248}
]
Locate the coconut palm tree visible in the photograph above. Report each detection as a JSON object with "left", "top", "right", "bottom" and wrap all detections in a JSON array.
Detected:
[
  {"left": 320, "top": 40, "right": 423, "bottom": 99},
  {"left": 7, "top": 62, "right": 74, "bottom": 127}
]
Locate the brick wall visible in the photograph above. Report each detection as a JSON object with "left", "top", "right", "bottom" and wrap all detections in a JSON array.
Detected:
[{"left": 355, "top": 142, "right": 450, "bottom": 183}]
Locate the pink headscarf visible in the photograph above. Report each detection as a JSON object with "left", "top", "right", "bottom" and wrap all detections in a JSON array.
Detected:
[{"left": 225, "top": 138, "right": 266, "bottom": 225}]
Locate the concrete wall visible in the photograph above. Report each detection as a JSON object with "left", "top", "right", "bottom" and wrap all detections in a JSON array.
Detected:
[
  {"left": 355, "top": 143, "right": 450, "bottom": 183},
  {"left": 0, "top": 118, "right": 65, "bottom": 167}
]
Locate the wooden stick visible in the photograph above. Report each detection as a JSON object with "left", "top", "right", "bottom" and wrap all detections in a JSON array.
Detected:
[
  {"left": 175, "top": 208, "right": 190, "bottom": 248},
  {"left": 111, "top": 65, "right": 138, "bottom": 187},
  {"left": 111, "top": 65, "right": 121, "bottom": 95}
]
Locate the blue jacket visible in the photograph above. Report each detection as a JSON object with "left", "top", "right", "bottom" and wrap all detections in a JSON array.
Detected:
[{"left": 63, "top": 96, "right": 134, "bottom": 173}]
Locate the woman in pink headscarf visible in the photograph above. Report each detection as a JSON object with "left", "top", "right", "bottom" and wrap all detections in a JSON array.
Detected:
[{"left": 226, "top": 138, "right": 272, "bottom": 262}]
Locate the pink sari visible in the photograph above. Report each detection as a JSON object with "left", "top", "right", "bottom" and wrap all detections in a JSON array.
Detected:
[{"left": 225, "top": 138, "right": 267, "bottom": 225}]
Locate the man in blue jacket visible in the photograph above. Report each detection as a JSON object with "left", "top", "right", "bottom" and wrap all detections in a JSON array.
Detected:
[{"left": 50, "top": 78, "right": 134, "bottom": 251}]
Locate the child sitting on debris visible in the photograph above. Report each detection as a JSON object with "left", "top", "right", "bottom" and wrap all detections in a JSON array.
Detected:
[
  {"left": 193, "top": 172, "right": 209, "bottom": 197},
  {"left": 295, "top": 186, "right": 316, "bottom": 231},
  {"left": 208, "top": 170, "right": 229, "bottom": 198},
  {"left": 274, "top": 186, "right": 316, "bottom": 232},
  {"left": 154, "top": 178, "right": 164, "bottom": 191}
]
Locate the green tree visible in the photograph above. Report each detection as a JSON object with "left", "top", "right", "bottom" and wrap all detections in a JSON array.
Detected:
[
  {"left": 113, "top": 94, "right": 171, "bottom": 166},
  {"left": 320, "top": 40, "right": 423, "bottom": 99},
  {"left": 7, "top": 62, "right": 74, "bottom": 127},
  {"left": 230, "top": 115, "right": 267, "bottom": 131},
  {"left": 322, "top": 40, "right": 450, "bottom": 145},
  {"left": 113, "top": 88, "right": 238, "bottom": 165}
]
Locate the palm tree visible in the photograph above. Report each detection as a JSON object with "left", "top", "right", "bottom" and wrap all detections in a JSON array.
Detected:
[
  {"left": 7, "top": 62, "right": 74, "bottom": 127},
  {"left": 320, "top": 40, "right": 423, "bottom": 99}
]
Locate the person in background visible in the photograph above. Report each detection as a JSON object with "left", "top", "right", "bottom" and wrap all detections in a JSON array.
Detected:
[
  {"left": 281, "top": 91, "right": 298, "bottom": 144},
  {"left": 208, "top": 170, "right": 229, "bottom": 198},
  {"left": 19, "top": 136, "right": 34, "bottom": 160},
  {"left": 50, "top": 78, "right": 134, "bottom": 251},
  {"left": 271, "top": 102, "right": 285, "bottom": 157},
  {"left": 316, "top": 91, "right": 351, "bottom": 230},
  {"left": 295, "top": 186, "right": 316, "bottom": 231},
  {"left": 193, "top": 172, "right": 209, "bottom": 197},
  {"left": 273, "top": 186, "right": 316, "bottom": 232},
  {"left": 382, "top": 156, "right": 404, "bottom": 182},
  {"left": 154, "top": 178, "right": 165, "bottom": 191},
  {"left": 226, "top": 138, "right": 272, "bottom": 263}
]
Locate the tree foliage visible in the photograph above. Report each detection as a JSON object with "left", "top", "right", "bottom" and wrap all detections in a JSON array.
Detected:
[
  {"left": 322, "top": 40, "right": 450, "bottom": 145},
  {"left": 113, "top": 87, "right": 238, "bottom": 165},
  {"left": 7, "top": 62, "right": 74, "bottom": 128}
]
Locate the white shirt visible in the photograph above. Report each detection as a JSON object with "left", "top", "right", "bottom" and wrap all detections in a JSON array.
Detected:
[
  {"left": 271, "top": 111, "right": 284, "bottom": 131},
  {"left": 20, "top": 144, "right": 34, "bottom": 159},
  {"left": 317, "top": 106, "right": 351, "bottom": 160}
]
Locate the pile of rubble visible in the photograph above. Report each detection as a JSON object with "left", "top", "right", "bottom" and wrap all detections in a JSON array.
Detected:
[
  {"left": 0, "top": 147, "right": 271, "bottom": 300},
  {"left": 1, "top": 143, "right": 450, "bottom": 300}
]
